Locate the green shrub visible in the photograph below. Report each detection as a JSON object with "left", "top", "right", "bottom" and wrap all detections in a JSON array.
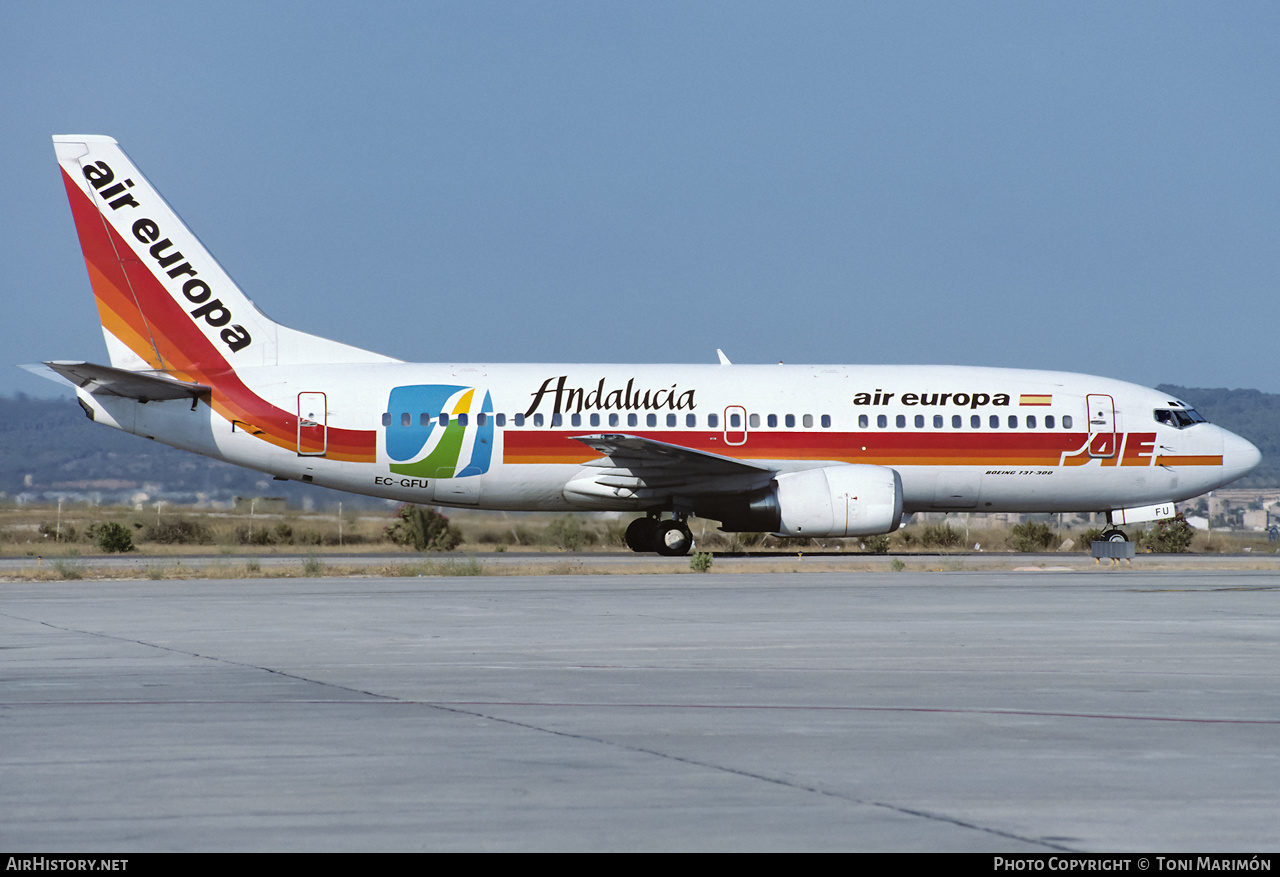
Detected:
[
  {"left": 1141, "top": 514, "right": 1195, "bottom": 553},
  {"left": 1008, "top": 521, "right": 1055, "bottom": 552},
  {"left": 1079, "top": 527, "right": 1104, "bottom": 547},
  {"left": 919, "top": 524, "right": 962, "bottom": 549},
  {"left": 384, "top": 505, "right": 463, "bottom": 552},
  {"left": 53, "top": 560, "right": 86, "bottom": 579},
  {"left": 865, "top": 534, "right": 891, "bottom": 554},
  {"left": 141, "top": 518, "right": 212, "bottom": 545},
  {"left": 234, "top": 524, "right": 276, "bottom": 546},
  {"left": 547, "top": 515, "right": 597, "bottom": 551},
  {"left": 89, "top": 522, "right": 133, "bottom": 553},
  {"left": 689, "top": 551, "right": 714, "bottom": 572},
  {"left": 39, "top": 522, "right": 78, "bottom": 543}
]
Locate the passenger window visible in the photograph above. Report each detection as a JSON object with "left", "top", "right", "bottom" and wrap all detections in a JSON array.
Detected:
[
  {"left": 709, "top": 414, "right": 719, "bottom": 428},
  {"left": 858, "top": 414, "right": 869, "bottom": 429},
  {"left": 822, "top": 415, "right": 831, "bottom": 428},
  {"left": 989, "top": 415, "right": 999, "bottom": 429},
  {"left": 877, "top": 414, "right": 887, "bottom": 428},
  {"left": 1008, "top": 415, "right": 1017, "bottom": 428},
  {"left": 628, "top": 413, "right": 638, "bottom": 427},
  {"left": 686, "top": 413, "right": 696, "bottom": 427},
  {"left": 477, "top": 413, "right": 488, "bottom": 426},
  {"left": 1045, "top": 415, "right": 1055, "bottom": 429},
  {"left": 496, "top": 414, "right": 506, "bottom": 427},
  {"left": 933, "top": 415, "right": 943, "bottom": 428},
  {"left": 590, "top": 413, "right": 600, "bottom": 427},
  {"left": 458, "top": 413, "right": 469, "bottom": 426},
  {"left": 647, "top": 413, "right": 657, "bottom": 427},
  {"left": 915, "top": 414, "right": 925, "bottom": 428},
  {"left": 896, "top": 414, "right": 906, "bottom": 428},
  {"left": 785, "top": 414, "right": 796, "bottom": 428},
  {"left": 971, "top": 415, "right": 980, "bottom": 428},
  {"left": 767, "top": 414, "right": 778, "bottom": 428},
  {"left": 570, "top": 413, "right": 581, "bottom": 427},
  {"left": 550, "top": 413, "right": 560, "bottom": 427},
  {"left": 438, "top": 414, "right": 448, "bottom": 426},
  {"left": 401, "top": 413, "right": 411, "bottom": 427},
  {"left": 1026, "top": 415, "right": 1036, "bottom": 428},
  {"left": 803, "top": 414, "right": 814, "bottom": 428},
  {"left": 749, "top": 413, "right": 760, "bottom": 428},
  {"left": 952, "top": 414, "right": 962, "bottom": 428},
  {"left": 609, "top": 413, "right": 619, "bottom": 427},
  {"left": 729, "top": 413, "right": 741, "bottom": 428},
  {"left": 514, "top": 413, "right": 524, "bottom": 427},
  {"left": 667, "top": 413, "right": 677, "bottom": 427},
  {"left": 1063, "top": 415, "right": 1072, "bottom": 429},
  {"left": 382, "top": 413, "right": 391, "bottom": 426},
  {"left": 533, "top": 414, "right": 544, "bottom": 427}
]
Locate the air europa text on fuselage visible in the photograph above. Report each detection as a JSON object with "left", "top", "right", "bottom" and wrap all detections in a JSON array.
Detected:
[
  {"left": 853, "top": 390, "right": 1012, "bottom": 409},
  {"left": 81, "top": 160, "right": 252, "bottom": 354},
  {"left": 524, "top": 376, "right": 697, "bottom": 417}
]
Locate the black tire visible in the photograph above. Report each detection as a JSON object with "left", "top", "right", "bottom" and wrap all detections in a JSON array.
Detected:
[
  {"left": 1103, "top": 528, "right": 1129, "bottom": 543},
  {"left": 624, "top": 517, "right": 658, "bottom": 553},
  {"left": 654, "top": 520, "right": 694, "bottom": 557}
]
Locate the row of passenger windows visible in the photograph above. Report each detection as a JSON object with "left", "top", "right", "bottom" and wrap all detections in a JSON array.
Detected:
[
  {"left": 381, "top": 411, "right": 835, "bottom": 429},
  {"left": 858, "top": 413, "right": 1074, "bottom": 430}
]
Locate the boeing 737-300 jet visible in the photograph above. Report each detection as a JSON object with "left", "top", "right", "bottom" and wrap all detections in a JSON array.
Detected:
[{"left": 40, "top": 136, "right": 1261, "bottom": 555}]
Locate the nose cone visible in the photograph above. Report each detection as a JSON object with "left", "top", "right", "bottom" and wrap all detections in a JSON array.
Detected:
[{"left": 1221, "top": 429, "right": 1262, "bottom": 481}]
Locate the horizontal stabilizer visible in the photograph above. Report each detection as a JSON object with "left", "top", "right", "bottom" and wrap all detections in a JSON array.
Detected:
[{"left": 43, "top": 360, "right": 210, "bottom": 402}]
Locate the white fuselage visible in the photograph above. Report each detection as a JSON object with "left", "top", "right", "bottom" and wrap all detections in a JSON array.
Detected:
[{"left": 81, "top": 361, "right": 1259, "bottom": 519}]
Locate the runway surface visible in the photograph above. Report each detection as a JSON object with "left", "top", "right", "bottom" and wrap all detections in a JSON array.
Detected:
[{"left": 3, "top": 570, "right": 1279, "bottom": 851}]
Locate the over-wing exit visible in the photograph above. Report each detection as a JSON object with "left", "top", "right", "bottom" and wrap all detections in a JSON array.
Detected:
[{"left": 44, "top": 136, "right": 1260, "bottom": 555}]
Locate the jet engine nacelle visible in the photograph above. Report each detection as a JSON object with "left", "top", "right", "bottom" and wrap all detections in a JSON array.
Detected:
[{"left": 710, "top": 464, "right": 904, "bottom": 537}]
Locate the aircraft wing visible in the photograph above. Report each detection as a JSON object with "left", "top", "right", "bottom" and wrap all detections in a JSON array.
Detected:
[
  {"left": 43, "top": 361, "right": 210, "bottom": 402},
  {"left": 564, "top": 433, "right": 776, "bottom": 502}
]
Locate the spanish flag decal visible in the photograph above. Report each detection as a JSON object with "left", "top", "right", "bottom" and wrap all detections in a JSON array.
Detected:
[{"left": 1019, "top": 394, "right": 1052, "bottom": 406}]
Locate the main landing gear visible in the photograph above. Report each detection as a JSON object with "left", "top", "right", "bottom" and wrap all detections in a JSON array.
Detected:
[
  {"left": 625, "top": 514, "right": 695, "bottom": 556},
  {"left": 1099, "top": 528, "right": 1129, "bottom": 542}
]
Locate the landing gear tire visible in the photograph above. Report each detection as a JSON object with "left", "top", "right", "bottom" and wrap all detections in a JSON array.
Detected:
[
  {"left": 1101, "top": 528, "right": 1129, "bottom": 542},
  {"left": 625, "top": 517, "right": 658, "bottom": 553},
  {"left": 654, "top": 520, "right": 694, "bottom": 557}
]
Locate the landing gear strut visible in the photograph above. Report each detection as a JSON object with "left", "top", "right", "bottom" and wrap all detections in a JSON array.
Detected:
[{"left": 624, "top": 514, "right": 695, "bottom": 556}]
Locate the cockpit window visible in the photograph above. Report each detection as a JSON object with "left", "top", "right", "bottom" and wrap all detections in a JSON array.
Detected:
[{"left": 1154, "top": 408, "right": 1208, "bottom": 429}]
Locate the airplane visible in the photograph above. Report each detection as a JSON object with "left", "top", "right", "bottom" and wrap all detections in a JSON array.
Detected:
[{"left": 41, "top": 135, "right": 1261, "bottom": 556}]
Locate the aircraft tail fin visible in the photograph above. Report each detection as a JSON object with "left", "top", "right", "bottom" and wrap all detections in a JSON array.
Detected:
[{"left": 53, "top": 135, "right": 396, "bottom": 379}]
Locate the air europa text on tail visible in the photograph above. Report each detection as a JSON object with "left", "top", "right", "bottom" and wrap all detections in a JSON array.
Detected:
[{"left": 82, "top": 160, "right": 252, "bottom": 354}]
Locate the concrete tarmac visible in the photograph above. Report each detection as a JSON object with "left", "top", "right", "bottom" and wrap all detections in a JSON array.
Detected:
[{"left": 3, "top": 571, "right": 1279, "bottom": 851}]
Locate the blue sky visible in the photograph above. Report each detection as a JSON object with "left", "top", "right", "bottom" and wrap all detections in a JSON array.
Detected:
[{"left": 3, "top": 2, "right": 1278, "bottom": 397}]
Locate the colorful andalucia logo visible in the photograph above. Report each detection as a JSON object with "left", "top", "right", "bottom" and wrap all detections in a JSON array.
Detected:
[{"left": 384, "top": 385, "right": 494, "bottom": 478}]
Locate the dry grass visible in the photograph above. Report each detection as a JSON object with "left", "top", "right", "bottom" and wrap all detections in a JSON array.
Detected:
[{"left": 3, "top": 504, "right": 1279, "bottom": 572}]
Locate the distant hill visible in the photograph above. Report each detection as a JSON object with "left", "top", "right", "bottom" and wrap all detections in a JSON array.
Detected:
[{"left": 1157, "top": 385, "right": 1279, "bottom": 487}]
